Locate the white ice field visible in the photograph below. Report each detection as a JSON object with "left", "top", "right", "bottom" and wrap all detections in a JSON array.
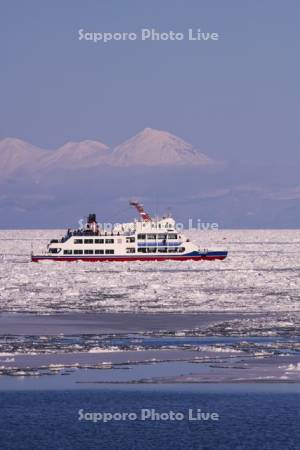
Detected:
[{"left": 0, "top": 230, "right": 299, "bottom": 314}]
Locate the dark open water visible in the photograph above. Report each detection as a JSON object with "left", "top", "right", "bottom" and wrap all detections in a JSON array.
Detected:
[{"left": 0, "top": 387, "right": 299, "bottom": 450}]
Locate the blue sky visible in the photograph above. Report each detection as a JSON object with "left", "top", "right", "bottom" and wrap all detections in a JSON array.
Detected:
[{"left": 1, "top": 0, "right": 299, "bottom": 164}]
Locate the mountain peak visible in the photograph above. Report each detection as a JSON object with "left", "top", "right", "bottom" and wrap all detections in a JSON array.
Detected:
[
  {"left": 1, "top": 137, "right": 26, "bottom": 145},
  {"left": 59, "top": 140, "right": 109, "bottom": 151},
  {"left": 138, "top": 127, "right": 176, "bottom": 141},
  {"left": 0, "top": 137, "right": 45, "bottom": 151},
  {"left": 111, "top": 128, "right": 216, "bottom": 167},
  {"left": 41, "top": 139, "right": 110, "bottom": 169},
  {"left": 0, "top": 137, "right": 49, "bottom": 175}
]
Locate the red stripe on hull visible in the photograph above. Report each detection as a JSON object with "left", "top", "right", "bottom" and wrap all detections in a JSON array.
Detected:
[{"left": 31, "top": 255, "right": 227, "bottom": 262}]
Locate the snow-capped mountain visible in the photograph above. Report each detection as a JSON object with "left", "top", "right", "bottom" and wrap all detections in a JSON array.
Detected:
[
  {"left": 0, "top": 138, "right": 50, "bottom": 175},
  {"left": 0, "top": 128, "right": 216, "bottom": 177},
  {"left": 41, "top": 140, "right": 110, "bottom": 170},
  {"left": 111, "top": 128, "right": 215, "bottom": 166}
]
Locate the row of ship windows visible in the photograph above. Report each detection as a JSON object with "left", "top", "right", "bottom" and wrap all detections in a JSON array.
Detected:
[
  {"left": 141, "top": 223, "right": 173, "bottom": 228},
  {"left": 74, "top": 239, "right": 115, "bottom": 244},
  {"left": 137, "top": 248, "right": 185, "bottom": 253},
  {"left": 64, "top": 249, "right": 115, "bottom": 255},
  {"left": 62, "top": 247, "right": 186, "bottom": 255},
  {"left": 137, "top": 234, "right": 178, "bottom": 240},
  {"left": 72, "top": 235, "right": 178, "bottom": 244}
]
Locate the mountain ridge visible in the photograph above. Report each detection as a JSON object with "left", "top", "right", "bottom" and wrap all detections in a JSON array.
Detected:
[{"left": 0, "top": 128, "right": 218, "bottom": 175}]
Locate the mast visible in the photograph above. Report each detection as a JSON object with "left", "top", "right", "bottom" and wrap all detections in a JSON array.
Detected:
[{"left": 130, "top": 201, "right": 152, "bottom": 222}]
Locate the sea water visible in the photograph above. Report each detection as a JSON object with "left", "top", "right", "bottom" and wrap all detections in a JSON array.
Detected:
[{"left": 0, "top": 387, "right": 299, "bottom": 450}]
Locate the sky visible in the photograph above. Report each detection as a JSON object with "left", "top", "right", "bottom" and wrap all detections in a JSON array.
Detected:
[{"left": 1, "top": 0, "right": 299, "bottom": 164}]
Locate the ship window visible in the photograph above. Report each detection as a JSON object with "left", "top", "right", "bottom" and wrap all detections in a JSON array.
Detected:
[
  {"left": 158, "top": 248, "right": 168, "bottom": 253},
  {"left": 157, "top": 234, "right": 167, "bottom": 239},
  {"left": 179, "top": 247, "right": 185, "bottom": 253},
  {"left": 138, "top": 248, "right": 147, "bottom": 253},
  {"left": 126, "top": 237, "right": 135, "bottom": 243},
  {"left": 147, "top": 234, "right": 156, "bottom": 239},
  {"left": 74, "top": 239, "right": 83, "bottom": 244},
  {"left": 95, "top": 239, "right": 104, "bottom": 244},
  {"left": 95, "top": 249, "right": 104, "bottom": 254},
  {"left": 126, "top": 248, "right": 135, "bottom": 253},
  {"left": 74, "top": 250, "right": 83, "bottom": 255},
  {"left": 137, "top": 234, "right": 146, "bottom": 240},
  {"left": 63, "top": 250, "right": 72, "bottom": 255},
  {"left": 105, "top": 249, "right": 114, "bottom": 254},
  {"left": 147, "top": 248, "right": 157, "bottom": 253},
  {"left": 84, "top": 239, "right": 93, "bottom": 244},
  {"left": 168, "top": 234, "right": 178, "bottom": 239},
  {"left": 105, "top": 239, "right": 114, "bottom": 244},
  {"left": 84, "top": 249, "right": 93, "bottom": 254},
  {"left": 49, "top": 248, "right": 60, "bottom": 254}
]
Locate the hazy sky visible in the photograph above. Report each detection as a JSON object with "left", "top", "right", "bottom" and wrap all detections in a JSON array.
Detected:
[{"left": 1, "top": 0, "right": 299, "bottom": 164}]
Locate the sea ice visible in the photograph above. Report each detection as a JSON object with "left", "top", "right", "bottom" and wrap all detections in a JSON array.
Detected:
[{"left": 0, "top": 229, "right": 299, "bottom": 314}]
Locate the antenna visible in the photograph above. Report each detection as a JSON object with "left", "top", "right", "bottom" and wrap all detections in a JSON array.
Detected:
[
  {"left": 129, "top": 200, "right": 152, "bottom": 222},
  {"left": 165, "top": 206, "right": 172, "bottom": 218}
]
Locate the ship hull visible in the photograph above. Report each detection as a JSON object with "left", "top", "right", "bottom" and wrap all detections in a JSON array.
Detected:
[{"left": 31, "top": 251, "right": 228, "bottom": 262}]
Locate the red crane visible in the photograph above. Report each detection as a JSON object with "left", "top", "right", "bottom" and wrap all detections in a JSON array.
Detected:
[{"left": 130, "top": 201, "right": 152, "bottom": 222}]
